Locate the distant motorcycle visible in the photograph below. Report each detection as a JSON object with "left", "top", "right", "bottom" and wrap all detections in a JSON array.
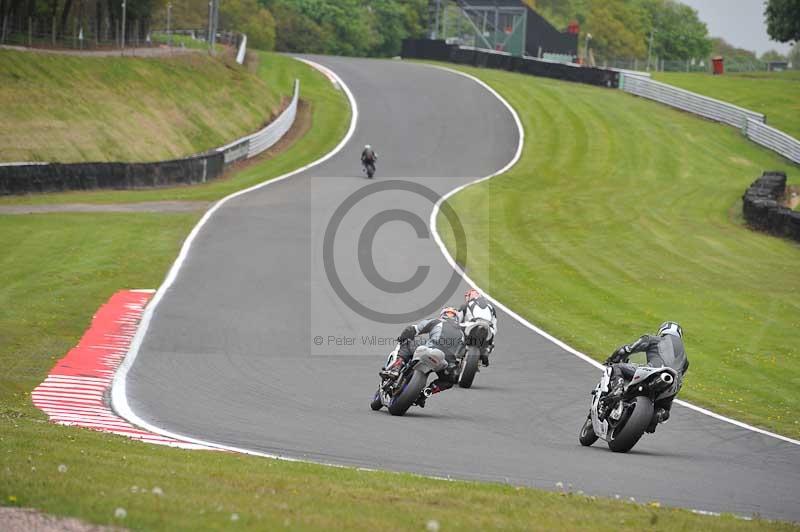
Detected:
[
  {"left": 371, "top": 342, "right": 447, "bottom": 416},
  {"left": 456, "top": 318, "right": 493, "bottom": 388},
  {"left": 363, "top": 160, "right": 376, "bottom": 179},
  {"left": 579, "top": 364, "right": 679, "bottom": 453}
]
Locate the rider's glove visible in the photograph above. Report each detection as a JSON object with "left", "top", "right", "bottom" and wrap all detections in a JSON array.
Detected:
[
  {"left": 398, "top": 325, "right": 416, "bottom": 342},
  {"left": 605, "top": 345, "right": 631, "bottom": 365}
]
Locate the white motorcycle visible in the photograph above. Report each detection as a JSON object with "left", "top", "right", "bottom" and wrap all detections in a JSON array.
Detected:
[
  {"left": 580, "top": 364, "right": 679, "bottom": 453},
  {"left": 456, "top": 318, "right": 494, "bottom": 388}
]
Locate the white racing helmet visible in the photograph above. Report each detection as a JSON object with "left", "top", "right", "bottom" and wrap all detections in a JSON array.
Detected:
[{"left": 657, "top": 321, "right": 683, "bottom": 339}]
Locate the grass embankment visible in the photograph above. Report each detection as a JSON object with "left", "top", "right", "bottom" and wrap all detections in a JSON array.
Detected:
[
  {"left": 437, "top": 65, "right": 800, "bottom": 439},
  {"left": 0, "top": 49, "right": 279, "bottom": 163},
  {"left": 0, "top": 52, "right": 346, "bottom": 205},
  {"left": 0, "top": 51, "right": 349, "bottom": 408},
  {"left": 655, "top": 71, "right": 800, "bottom": 139}
]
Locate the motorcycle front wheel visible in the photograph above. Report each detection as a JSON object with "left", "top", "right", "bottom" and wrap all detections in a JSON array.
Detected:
[
  {"left": 607, "top": 396, "right": 654, "bottom": 453},
  {"left": 370, "top": 390, "right": 383, "bottom": 411},
  {"left": 579, "top": 415, "right": 598, "bottom": 446},
  {"left": 388, "top": 370, "right": 428, "bottom": 416}
]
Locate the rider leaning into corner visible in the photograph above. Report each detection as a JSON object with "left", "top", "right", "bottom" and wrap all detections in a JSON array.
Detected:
[
  {"left": 380, "top": 307, "right": 463, "bottom": 406},
  {"left": 458, "top": 288, "right": 498, "bottom": 366},
  {"left": 602, "top": 321, "right": 689, "bottom": 427}
]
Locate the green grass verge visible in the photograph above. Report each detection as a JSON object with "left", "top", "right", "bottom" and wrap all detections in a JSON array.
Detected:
[
  {"left": 0, "top": 49, "right": 278, "bottom": 163},
  {"left": 654, "top": 71, "right": 800, "bottom": 140},
  {"left": 436, "top": 65, "right": 800, "bottom": 440},
  {"left": 0, "top": 52, "right": 349, "bottom": 205},
  {"left": 3, "top": 420, "right": 795, "bottom": 531},
  {"left": 150, "top": 33, "right": 210, "bottom": 50}
]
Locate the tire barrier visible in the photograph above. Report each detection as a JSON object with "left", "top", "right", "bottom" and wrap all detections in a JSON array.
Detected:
[
  {"left": 0, "top": 80, "right": 299, "bottom": 195},
  {"left": 742, "top": 171, "right": 800, "bottom": 242},
  {"left": 401, "top": 38, "right": 619, "bottom": 89}
]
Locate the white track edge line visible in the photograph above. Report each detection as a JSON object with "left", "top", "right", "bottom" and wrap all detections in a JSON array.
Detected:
[
  {"left": 423, "top": 63, "right": 800, "bottom": 448},
  {"left": 110, "top": 58, "right": 359, "bottom": 455}
]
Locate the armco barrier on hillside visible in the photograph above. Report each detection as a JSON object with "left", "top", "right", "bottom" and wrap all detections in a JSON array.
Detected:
[
  {"left": 745, "top": 119, "right": 800, "bottom": 165},
  {"left": 0, "top": 80, "right": 299, "bottom": 195},
  {"left": 619, "top": 73, "right": 800, "bottom": 165},
  {"left": 619, "top": 73, "right": 765, "bottom": 129},
  {"left": 401, "top": 38, "right": 619, "bottom": 88},
  {"left": 742, "top": 171, "right": 800, "bottom": 242}
]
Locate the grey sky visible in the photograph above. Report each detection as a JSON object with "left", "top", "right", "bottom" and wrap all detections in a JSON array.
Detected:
[{"left": 680, "top": 0, "right": 793, "bottom": 56}]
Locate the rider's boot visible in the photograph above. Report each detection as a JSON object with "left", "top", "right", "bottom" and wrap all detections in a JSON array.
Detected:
[
  {"left": 480, "top": 352, "right": 490, "bottom": 367},
  {"left": 646, "top": 407, "right": 671, "bottom": 433},
  {"left": 598, "top": 377, "right": 624, "bottom": 421},
  {"left": 607, "top": 377, "right": 625, "bottom": 399},
  {"left": 379, "top": 357, "right": 405, "bottom": 379},
  {"left": 416, "top": 383, "right": 443, "bottom": 408}
]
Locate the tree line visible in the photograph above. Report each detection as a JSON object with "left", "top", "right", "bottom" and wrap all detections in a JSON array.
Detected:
[{"left": 1, "top": 0, "right": 796, "bottom": 64}]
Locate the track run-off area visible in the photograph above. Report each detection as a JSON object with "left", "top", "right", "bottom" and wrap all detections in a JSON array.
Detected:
[{"left": 112, "top": 57, "right": 800, "bottom": 521}]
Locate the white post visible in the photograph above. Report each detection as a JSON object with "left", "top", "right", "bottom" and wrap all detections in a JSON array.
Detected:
[
  {"left": 121, "top": 0, "right": 126, "bottom": 49},
  {"left": 167, "top": 2, "right": 172, "bottom": 47}
]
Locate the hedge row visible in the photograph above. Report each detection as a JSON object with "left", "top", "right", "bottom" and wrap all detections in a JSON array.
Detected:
[{"left": 742, "top": 171, "right": 800, "bottom": 243}]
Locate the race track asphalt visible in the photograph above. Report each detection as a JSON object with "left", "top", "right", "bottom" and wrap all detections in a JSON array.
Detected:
[{"left": 122, "top": 56, "right": 800, "bottom": 521}]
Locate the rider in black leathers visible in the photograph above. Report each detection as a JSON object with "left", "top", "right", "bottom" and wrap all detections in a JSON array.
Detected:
[
  {"left": 380, "top": 307, "right": 463, "bottom": 406},
  {"left": 603, "top": 321, "right": 689, "bottom": 427},
  {"left": 361, "top": 144, "right": 377, "bottom": 172}
]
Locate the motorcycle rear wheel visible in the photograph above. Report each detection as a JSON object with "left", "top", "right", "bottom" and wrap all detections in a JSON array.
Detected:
[
  {"left": 458, "top": 347, "right": 480, "bottom": 388},
  {"left": 607, "top": 396, "right": 654, "bottom": 453},
  {"left": 388, "top": 371, "right": 428, "bottom": 416},
  {"left": 579, "top": 415, "right": 598, "bottom": 446}
]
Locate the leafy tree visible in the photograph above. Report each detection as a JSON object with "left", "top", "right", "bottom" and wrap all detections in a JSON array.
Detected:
[
  {"left": 265, "top": 0, "right": 427, "bottom": 57},
  {"left": 760, "top": 49, "right": 787, "bottom": 62},
  {"left": 585, "top": 0, "right": 647, "bottom": 59},
  {"left": 219, "top": 0, "right": 274, "bottom": 50},
  {"left": 639, "top": 0, "right": 711, "bottom": 60},
  {"left": 268, "top": 1, "right": 332, "bottom": 54},
  {"left": 710, "top": 37, "right": 758, "bottom": 62},
  {"left": 765, "top": 0, "right": 800, "bottom": 43}
]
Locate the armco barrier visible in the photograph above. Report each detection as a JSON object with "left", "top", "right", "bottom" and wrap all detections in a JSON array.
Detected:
[
  {"left": 742, "top": 171, "right": 800, "bottom": 242},
  {"left": 401, "top": 38, "right": 619, "bottom": 88},
  {"left": 620, "top": 73, "right": 800, "bottom": 165},
  {"left": 745, "top": 119, "right": 800, "bottom": 165},
  {"left": 0, "top": 79, "right": 300, "bottom": 195},
  {"left": 217, "top": 79, "right": 299, "bottom": 163},
  {"left": 619, "top": 73, "right": 765, "bottom": 129}
]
